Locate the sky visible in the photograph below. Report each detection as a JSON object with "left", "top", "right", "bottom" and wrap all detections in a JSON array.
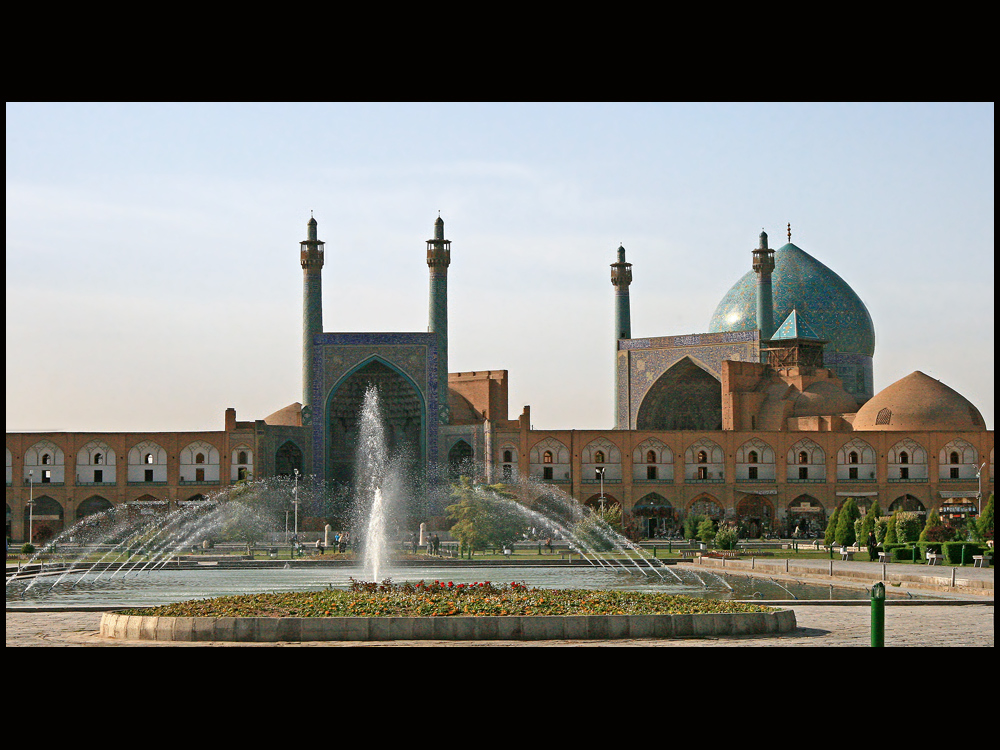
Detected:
[{"left": 6, "top": 102, "right": 995, "bottom": 434}]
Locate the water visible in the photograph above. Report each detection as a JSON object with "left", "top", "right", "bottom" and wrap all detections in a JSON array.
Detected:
[
  {"left": 357, "top": 386, "right": 391, "bottom": 582},
  {"left": 5, "top": 564, "right": 879, "bottom": 609}
]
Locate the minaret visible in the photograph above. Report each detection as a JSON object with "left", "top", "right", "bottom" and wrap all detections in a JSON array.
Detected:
[
  {"left": 610, "top": 245, "right": 632, "bottom": 429},
  {"left": 610, "top": 244, "right": 633, "bottom": 341},
  {"left": 427, "top": 214, "right": 451, "bottom": 424},
  {"left": 752, "top": 229, "right": 775, "bottom": 345},
  {"left": 300, "top": 214, "right": 325, "bottom": 424}
]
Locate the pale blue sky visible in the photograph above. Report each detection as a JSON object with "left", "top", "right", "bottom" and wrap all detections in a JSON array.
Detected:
[{"left": 6, "top": 102, "right": 994, "bottom": 432}]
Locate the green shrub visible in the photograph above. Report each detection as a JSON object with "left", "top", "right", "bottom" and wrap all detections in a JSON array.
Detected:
[
  {"left": 825, "top": 507, "right": 840, "bottom": 547},
  {"left": 919, "top": 510, "right": 949, "bottom": 542},
  {"left": 684, "top": 514, "right": 706, "bottom": 541},
  {"left": 715, "top": 525, "right": 739, "bottom": 550},
  {"left": 884, "top": 512, "right": 898, "bottom": 544},
  {"left": 874, "top": 516, "right": 890, "bottom": 545},
  {"left": 697, "top": 517, "right": 717, "bottom": 544},
  {"left": 941, "top": 542, "right": 986, "bottom": 565},
  {"left": 894, "top": 511, "right": 922, "bottom": 543},
  {"left": 835, "top": 499, "right": 861, "bottom": 547},
  {"left": 21, "top": 543, "right": 36, "bottom": 555}
]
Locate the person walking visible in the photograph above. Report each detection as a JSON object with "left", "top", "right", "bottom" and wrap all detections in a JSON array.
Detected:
[{"left": 867, "top": 530, "right": 879, "bottom": 562}]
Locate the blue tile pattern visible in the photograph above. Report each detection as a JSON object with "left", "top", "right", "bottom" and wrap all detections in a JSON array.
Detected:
[
  {"left": 707, "top": 242, "right": 875, "bottom": 401},
  {"left": 617, "top": 331, "right": 759, "bottom": 429},
  {"left": 308, "top": 332, "right": 439, "bottom": 479}
]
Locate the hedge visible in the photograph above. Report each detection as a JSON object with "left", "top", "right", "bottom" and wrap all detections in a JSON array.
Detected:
[{"left": 881, "top": 542, "right": 988, "bottom": 564}]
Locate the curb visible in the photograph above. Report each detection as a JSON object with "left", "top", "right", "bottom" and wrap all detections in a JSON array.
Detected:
[{"left": 99, "top": 608, "right": 797, "bottom": 642}]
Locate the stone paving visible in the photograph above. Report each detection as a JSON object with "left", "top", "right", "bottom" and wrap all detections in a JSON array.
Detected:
[
  {"left": 6, "top": 603, "right": 993, "bottom": 647},
  {"left": 7, "top": 558, "right": 992, "bottom": 647}
]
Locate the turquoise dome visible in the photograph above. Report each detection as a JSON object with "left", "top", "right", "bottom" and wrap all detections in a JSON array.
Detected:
[{"left": 708, "top": 242, "right": 876, "bottom": 358}]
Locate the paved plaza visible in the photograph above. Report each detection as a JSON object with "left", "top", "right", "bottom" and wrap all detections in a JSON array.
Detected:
[
  {"left": 7, "top": 558, "right": 992, "bottom": 647},
  {"left": 4, "top": 602, "right": 993, "bottom": 647}
]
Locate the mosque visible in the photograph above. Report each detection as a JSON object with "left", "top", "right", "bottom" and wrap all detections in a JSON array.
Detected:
[{"left": 5, "top": 216, "right": 994, "bottom": 543}]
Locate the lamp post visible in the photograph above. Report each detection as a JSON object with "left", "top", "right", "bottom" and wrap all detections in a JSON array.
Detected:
[
  {"left": 596, "top": 467, "right": 606, "bottom": 513},
  {"left": 28, "top": 470, "right": 34, "bottom": 545},
  {"left": 293, "top": 468, "right": 300, "bottom": 540}
]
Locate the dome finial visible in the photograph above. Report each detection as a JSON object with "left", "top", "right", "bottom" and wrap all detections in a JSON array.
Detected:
[{"left": 787, "top": 222, "right": 792, "bottom": 243}]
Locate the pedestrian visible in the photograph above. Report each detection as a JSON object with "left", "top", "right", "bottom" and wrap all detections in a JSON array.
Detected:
[
  {"left": 867, "top": 530, "right": 879, "bottom": 561},
  {"left": 432, "top": 533, "right": 440, "bottom": 556}
]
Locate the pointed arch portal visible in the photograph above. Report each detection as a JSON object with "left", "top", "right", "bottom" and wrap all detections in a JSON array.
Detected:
[
  {"left": 326, "top": 358, "right": 426, "bottom": 486},
  {"left": 636, "top": 357, "right": 722, "bottom": 430}
]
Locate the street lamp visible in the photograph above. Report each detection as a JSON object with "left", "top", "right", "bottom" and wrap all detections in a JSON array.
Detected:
[
  {"left": 28, "top": 469, "right": 34, "bottom": 545},
  {"left": 293, "top": 468, "right": 300, "bottom": 541},
  {"left": 596, "top": 467, "right": 606, "bottom": 513}
]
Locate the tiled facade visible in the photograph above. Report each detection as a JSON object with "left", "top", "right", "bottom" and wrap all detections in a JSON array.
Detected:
[{"left": 5, "top": 220, "right": 994, "bottom": 544}]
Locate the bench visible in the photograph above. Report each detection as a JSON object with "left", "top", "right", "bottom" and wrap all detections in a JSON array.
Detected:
[
  {"left": 840, "top": 549, "right": 856, "bottom": 561},
  {"left": 926, "top": 551, "right": 944, "bottom": 565},
  {"left": 972, "top": 555, "right": 991, "bottom": 568},
  {"left": 878, "top": 551, "right": 891, "bottom": 564}
]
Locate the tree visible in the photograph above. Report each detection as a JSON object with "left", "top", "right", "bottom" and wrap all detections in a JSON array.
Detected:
[
  {"left": 684, "top": 514, "right": 706, "bottom": 540},
  {"left": 446, "top": 477, "right": 527, "bottom": 558},
  {"left": 573, "top": 503, "right": 624, "bottom": 552},
  {"left": 884, "top": 511, "right": 898, "bottom": 545},
  {"left": 715, "top": 524, "right": 739, "bottom": 550},
  {"left": 825, "top": 506, "right": 840, "bottom": 547},
  {"left": 835, "top": 498, "right": 861, "bottom": 547},
  {"left": 919, "top": 510, "right": 949, "bottom": 543},
  {"left": 894, "top": 511, "right": 922, "bottom": 544},
  {"left": 696, "top": 517, "right": 717, "bottom": 544},
  {"left": 978, "top": 495, "right": 994, "bottom": 543}
]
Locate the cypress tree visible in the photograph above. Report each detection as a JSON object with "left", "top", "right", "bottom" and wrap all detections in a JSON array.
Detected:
[
  {"left": 835, "top": 498, "right": 860, "bottom": 547},
  {"left": 825, "top": 506, "right": 840, "bottom": 547}
]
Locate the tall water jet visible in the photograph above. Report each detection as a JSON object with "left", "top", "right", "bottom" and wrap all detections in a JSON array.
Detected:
[{"left": 356, "top": 385, "right": 392, "bottom": 581}]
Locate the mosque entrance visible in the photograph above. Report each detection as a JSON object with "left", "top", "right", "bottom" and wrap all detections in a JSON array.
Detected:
[
  {"left": 635, "top": 357, "right": 722, "bottom": 430},
  {"left": 326, "top": 359, "right": 425, "bottom": 488}
]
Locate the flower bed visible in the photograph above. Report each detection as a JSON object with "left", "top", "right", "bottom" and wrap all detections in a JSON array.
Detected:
[{"left": 119, "top": 578, "right": 776, "bottom": 619}]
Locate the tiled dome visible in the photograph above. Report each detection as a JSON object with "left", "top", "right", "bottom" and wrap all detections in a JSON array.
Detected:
[{"left": 708, "top": 242, "right": 876, "bottom": 358}]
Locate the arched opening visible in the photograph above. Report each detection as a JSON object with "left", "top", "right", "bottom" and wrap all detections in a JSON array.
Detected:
[
  {"left": 23, "top": 496, "right": 64, "bottom": 544},
  {"left": 787, "top": 495, "right": 825, "bottom": 538},
  {"left": 889, "top": 494, "right": 926, "bottom": 514},
  {"left": 275, "top": 441, "right": 303, "bottom": 477},
  {"left": 448, "top": 440, "right": 474, "bottom": 479},
  {"left": 635, "top": 357, "right": 722, "bottom": 430},
  {"left": 632, "top": 492, "right": 675, "bottom": 538},
  {"left": 326, "top": 358, "right": 424, "bottom": 486},
  {"left": 736, "top": 494, "right": 774, "bottom": 538},
  {"left": 76, "top": 496, "right": 114, "bottom": 521}
]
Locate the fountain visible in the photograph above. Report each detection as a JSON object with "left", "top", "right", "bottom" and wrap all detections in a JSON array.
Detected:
[
  {"left": 357, "top": 384, "right": 392, "bottom": 583},
  {"left": 5, "top": 384, "right": 866, "bottom": 611}
]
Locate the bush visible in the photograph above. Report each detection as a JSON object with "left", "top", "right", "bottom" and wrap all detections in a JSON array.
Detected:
[
  {"left": 919, "top": 510, "right": 949, "bottom": 543},
  {"left": 835, "top": 499, "right": 861, "bottom": 547},
  {"left": 714, "top": 525, "right": 739, "bottom": 550},
  {"left": 825, "top": 507, "right": 840, "bottom": 547},
  {"left": 941, "top": 542, "right": 987, "bottom": 565},
  {"left": 894, "top": 511, "right": 922, "bottom": 543},
  {"left": 697, "top": 517, "right": 717, "bottom": 544},
  {"left": 884, "top": 512, "right": 898, "bottom": 545},
  {"left": 684, "top": 514, "right": 707, "bottom": 541},
  {"left": 21, "top": 543, "right": 36, "bottom": 556}
]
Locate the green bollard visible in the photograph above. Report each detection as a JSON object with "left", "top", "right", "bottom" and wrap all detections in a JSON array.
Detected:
[{"left": 870, "top": 581, "right": 885, "bottom": 647}]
